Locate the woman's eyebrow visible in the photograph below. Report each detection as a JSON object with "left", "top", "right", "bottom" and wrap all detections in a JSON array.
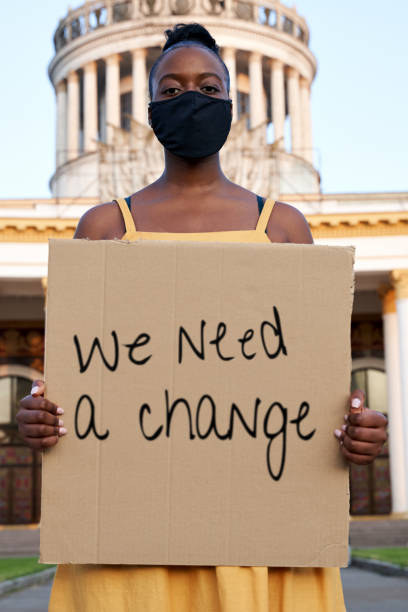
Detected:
[{"left": 158, "top": 72, "right": 223, "bottom": 85}]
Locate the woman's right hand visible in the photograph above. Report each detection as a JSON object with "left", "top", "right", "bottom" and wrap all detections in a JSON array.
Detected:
[{"left": 16, "top": 380, "right": 66, "bottom": 450}]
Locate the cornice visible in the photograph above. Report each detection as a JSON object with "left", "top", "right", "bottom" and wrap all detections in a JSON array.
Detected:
[
  {"left": 1, "top": 211, "right": 408, "bottom": 242},
  {"left": 0, "top": 219, "right": 77, "bottom": 241},
  {"left": 307, "top": 211, "right": 408, "bottom": 238}
]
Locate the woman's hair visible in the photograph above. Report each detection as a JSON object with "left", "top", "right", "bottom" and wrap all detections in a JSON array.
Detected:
[{"left": 148, "top": 23, "right": 230, "bottom": 99}]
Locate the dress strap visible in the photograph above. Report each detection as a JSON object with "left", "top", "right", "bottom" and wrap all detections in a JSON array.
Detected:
[
  {"left": 255, "top": 198, "right": 276, "bottom": 234},
  {"left": 114, "top": 198, "right": 137, "bottom": 234}
]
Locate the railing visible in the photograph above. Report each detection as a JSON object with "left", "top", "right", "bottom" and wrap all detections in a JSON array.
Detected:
[{"left": 53, "top": 0, "right": 309, "bottom": 52}]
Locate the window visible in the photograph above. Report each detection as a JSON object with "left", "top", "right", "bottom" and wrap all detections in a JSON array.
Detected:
[
  {"left": 0, "top": 376, "right": 32, "bottom": 426},
  {"left": 351, "top": 368, "right": 387, "bottom": 416},
  {"left": 349, "top": 367, "right": 390, "bottom": 515}
]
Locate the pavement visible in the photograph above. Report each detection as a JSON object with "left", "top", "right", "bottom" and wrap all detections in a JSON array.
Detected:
[
  {"left": 0, "top": 567, "right": 408, "bottom": 611},
  {"left": 342, "top": 566, "right": 408, "bottom": 612}
]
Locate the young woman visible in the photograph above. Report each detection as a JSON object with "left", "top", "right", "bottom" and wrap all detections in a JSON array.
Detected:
[{"left": 17, "top": 23, "right": 387, "bottom": 612}]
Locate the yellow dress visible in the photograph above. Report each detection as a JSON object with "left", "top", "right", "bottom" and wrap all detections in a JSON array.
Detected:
[{"left": 49, "top": 197, "right": 346, "bottom": 612}]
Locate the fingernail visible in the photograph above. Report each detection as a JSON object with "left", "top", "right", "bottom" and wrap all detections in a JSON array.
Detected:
[
  {"left": 56, "top": 407, "right": 64, "bottom": 415},
  {"left": 58, "top": 419, "right": 64, "bottom": 427},
  {"left": 31, "top": 385, "right": 40, "bottom": 394},
  {"left": 59, "top": 427, "right": 67, "bottom": 435},
  {"left": 351, "top": 398, "right": 361, "bottom": 408},
  {"left": 334, "top": 429, "right": 342, "bottom": 439},
  {"left": 341, "top": 424, "right": 347, "bottom": 431},
  {"left": 344, "top": 414, "right": 349, "bottom": 421}
]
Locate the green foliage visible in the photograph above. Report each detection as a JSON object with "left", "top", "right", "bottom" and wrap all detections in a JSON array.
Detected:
[{"left": 352, "top": 547, "right": 408, "bottom": 568}]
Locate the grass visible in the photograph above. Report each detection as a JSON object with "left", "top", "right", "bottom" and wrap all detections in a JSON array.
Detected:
[
  {"left": 0, "top": 557, "right": 54, "bottom": 582},
  {"left": 352, "top": 547, "right": 408, "bottom": 568}
]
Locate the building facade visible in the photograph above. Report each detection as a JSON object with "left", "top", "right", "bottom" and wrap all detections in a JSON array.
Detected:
[{"left": 1, "top": 0, "right": 408, "bottom": 524}]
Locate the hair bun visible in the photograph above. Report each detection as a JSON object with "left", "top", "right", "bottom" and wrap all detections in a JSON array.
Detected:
[{"left": 163, "top": 23, "right": 220, "bottom": 55}]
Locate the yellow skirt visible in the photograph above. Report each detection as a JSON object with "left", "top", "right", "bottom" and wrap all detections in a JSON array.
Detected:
[{"left": 49, "top": 565, "right": 345, "bottom": 611}]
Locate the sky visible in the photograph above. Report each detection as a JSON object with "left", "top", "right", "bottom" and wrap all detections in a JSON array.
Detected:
[{"left": 0, "top": 0, "right": 407, "bottom": 198}]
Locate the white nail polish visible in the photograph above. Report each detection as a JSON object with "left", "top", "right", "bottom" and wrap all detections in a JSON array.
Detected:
[
  {"left": 31, "top": 385, "right": 40, "bottom": 394},
  {"left": 58, "top": 419, "right": 64, "bottom": 427},
  {"left": 351, "top": 398, "right": 361, "bottom": 408},
  {"left": 334, "top": 429, "right": 342, "bottom": 438}
]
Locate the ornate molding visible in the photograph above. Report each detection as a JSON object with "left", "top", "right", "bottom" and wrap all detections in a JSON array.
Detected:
[
  {"left": 1, "top": 211, "right": 408, "bottom": 242},
  {"left": 378, "top": 285, "right": 396, "bottom": 315},
  {"left": 391, "top": 269, "right": 408, "bottom": 300},
  {"left": 0, "top": 219, "right": 76, "bottom": 242},
  {"left": 307, "top": 211, "right": 408, "bottom": 238}
]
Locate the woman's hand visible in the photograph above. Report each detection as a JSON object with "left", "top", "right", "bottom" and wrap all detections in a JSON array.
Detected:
[
  {"left": 334, "top": 389, "right": 388, "bottom": 465},
  {"left": 16, "top": 380, "right": 66, "bottom": 450}
]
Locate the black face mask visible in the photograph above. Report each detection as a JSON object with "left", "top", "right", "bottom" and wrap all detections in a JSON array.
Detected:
[{"left": 148, "top": 90, "right": 232, "bottom": 159}]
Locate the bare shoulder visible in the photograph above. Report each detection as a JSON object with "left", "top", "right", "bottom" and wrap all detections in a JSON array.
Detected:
[
  {"left": 74, "top": 201, "right": 124, "bottom": 240},
  {"left": 271, "top": 201, "right": 314, "bottom": 245}
]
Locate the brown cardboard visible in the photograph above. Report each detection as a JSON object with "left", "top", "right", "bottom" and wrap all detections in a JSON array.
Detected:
[{"left": 40, "top": 239, "right": 354, "bottom": 567}]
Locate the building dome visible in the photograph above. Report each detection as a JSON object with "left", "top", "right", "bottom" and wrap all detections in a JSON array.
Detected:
[{"left": 49, "top": 0, "right": 319, "bottom": 199}]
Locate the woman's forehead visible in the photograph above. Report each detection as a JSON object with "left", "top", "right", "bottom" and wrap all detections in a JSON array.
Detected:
[{"left": 154, "top": 46, "right": 224, "bottom": 81}]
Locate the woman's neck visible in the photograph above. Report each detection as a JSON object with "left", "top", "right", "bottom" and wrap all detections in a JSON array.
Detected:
[{"left": 158, "top": 151, "right": 229, "bottom": 196}]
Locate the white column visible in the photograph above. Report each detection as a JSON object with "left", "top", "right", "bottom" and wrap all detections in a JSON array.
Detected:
[
  {"left": 270, "top": 59, "right": 285, "bottom": 149},
  {"left": 83, "top": 61, "right": 98, "bottom": 152},
  {"left": 55, "top": 80, "right": 67, "bottom": 166},
  {"left": 222, "top": 47, "right": 237, "bottom": 124},
  {"left": 391, "top": 269, "right": 408, "bottom": 511},
  {"left": 300, "top": 76, "right": 313, "bottom": 164},
  {"left": 132, "top": 48, "right": 147, "bottom": 125},
  {"left": 248, "top": 51, "right": 266, "bottom": 129},
  {"left": 105, "top": 54, "right": 121, "bottom": 143},
  {"left": 286, "top": 66, "right": 302, "bottom": 155},
  {"left": 381, "top": 286, "right": 407, "bottom": 512},
  {"left": 67, "top": 70, "right": 79, "bottom": 161}
]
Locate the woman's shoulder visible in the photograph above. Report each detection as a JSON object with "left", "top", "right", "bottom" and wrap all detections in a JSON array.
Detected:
[
  {"left": 73, "top": 200, "right": 125, "bottom": 240},
  {"left": 268, "top": 200, "right": 314, "bottom": 245}
]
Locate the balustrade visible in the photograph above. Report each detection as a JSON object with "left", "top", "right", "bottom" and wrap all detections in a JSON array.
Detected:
[{"left": 53, "top": 0, "right": 309, "bottom": 52}]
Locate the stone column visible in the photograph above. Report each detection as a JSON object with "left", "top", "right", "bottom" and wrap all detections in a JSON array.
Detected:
[
  {"left": 106, "top": 0, "right": 113, "bottom": 25},
  {"left": 67, "top": 70, "right": 79, "bottom": 161},
  {"left": 391, "top": 269, "right": 408, "bottom": 510},
  {"left": 83, "top": 61, "right": 98, "bottom": 152},
  {"left": 222, "top": 47, "right": 237, "bottom": 124},
  {"left": 380, "top": 286, "right": 407, "bottom": 512},
  {"left": 105, "top": 54, "right": 121, "bottom": 143},
  {"left": 131, "top": 0, "right": 141, "bottom": 18},
  {"left": 132, "top": 48, "right": 147, "bottom": 125},
  {"left": 286, "top": 66, "right": 302, "bottom": 155},
  {"left": 300, "top": 76, "right": 313, "bottom": 164},
  {"left": 55, "top": 80, "right": 67, "bottom": 166},
  {"left": 270, "top": 59, "right": 285, "bottom": 149},
  {"left": 248, "top": 51, "right": 266, "bottom": 129}
]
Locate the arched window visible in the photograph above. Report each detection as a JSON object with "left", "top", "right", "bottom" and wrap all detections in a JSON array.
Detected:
[
  {"left": 349, "top": 361, "right": 390, "bottom": 515},
  {"left": 0, "top": 375, "right": 32, "bottom": 426},
  {"left": 0, "top": 366, "right": 42, "bottom": 525}
]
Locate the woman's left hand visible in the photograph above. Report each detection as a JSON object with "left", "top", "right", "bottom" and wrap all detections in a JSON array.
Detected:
[{"left": 334, "top": 389, "right": 388, "bottom": 465}]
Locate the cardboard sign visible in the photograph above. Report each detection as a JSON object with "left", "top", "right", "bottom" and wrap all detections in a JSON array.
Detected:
[{"left": 41, "top": 239, "right": 354, "bottom": 567}]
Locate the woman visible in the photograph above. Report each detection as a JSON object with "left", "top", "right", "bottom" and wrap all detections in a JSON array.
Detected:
[{"left": 17, "top": 23, "right": 387, "bottom": 612}]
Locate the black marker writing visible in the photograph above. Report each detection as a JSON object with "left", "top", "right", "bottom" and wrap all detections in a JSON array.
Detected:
[{"left": 74, "top": 394, "right": 109, "bottom": 440}]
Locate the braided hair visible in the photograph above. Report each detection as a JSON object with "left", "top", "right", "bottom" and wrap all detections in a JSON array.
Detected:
[{"left": 148, "top": 23, "right": 230, "bottom": 99}]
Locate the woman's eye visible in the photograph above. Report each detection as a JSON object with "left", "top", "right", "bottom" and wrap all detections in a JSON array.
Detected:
[
  {"left": 202, "top": 85, "right": 219, "bottom": 93},
  {"left": 162, "top": 87, "right": 180, "bottom": 95}
]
